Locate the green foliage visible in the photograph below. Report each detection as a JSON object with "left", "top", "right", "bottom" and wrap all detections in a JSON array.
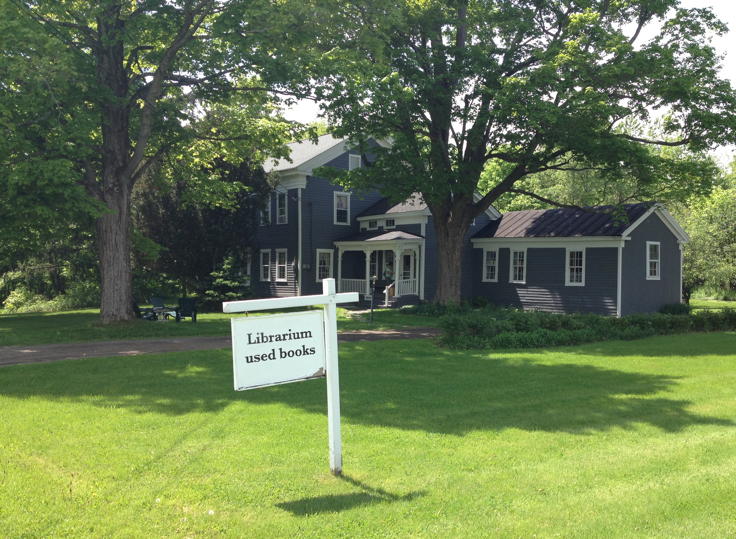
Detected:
[
  {"left": 201, "top": 256, "right": 252, "bottom": 311},
  {"left": 659, "top": 302, "right": 693, "bottom": 315},
  {"left": 439, "top": 308, "right": 736, "bottom": 349}
]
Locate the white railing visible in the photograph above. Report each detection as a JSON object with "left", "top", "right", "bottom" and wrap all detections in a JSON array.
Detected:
[
  {"left": 396, "top": 278, "right": 418, "bottom": 297},
  {"left": 339, "top": 278, "right": 366, "bottom": 294}
]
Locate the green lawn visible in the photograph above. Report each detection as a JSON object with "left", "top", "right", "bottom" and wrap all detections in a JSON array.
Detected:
[
  {"left": 1, "top": 333, "right": 735, "bottom": 537},
  {"left": 0, "top": 307, "right": 436, "bottom": 347},
  {"left": 690, "top": 298, "right": 736, "bottom": 312}
]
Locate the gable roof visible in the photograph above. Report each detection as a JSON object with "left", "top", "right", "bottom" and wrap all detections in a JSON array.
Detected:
[
  {"left": 473, "top": 203, "right": 655, "bottom": 239},
  {"left": 335, "top": 230, "right": 424, "bottom": 243},
  {"left": 357, "top": 193, "right": 428, "bottom": 218},
  {"left": 263, "top": 134, "right": 347, "bottom": 174}
]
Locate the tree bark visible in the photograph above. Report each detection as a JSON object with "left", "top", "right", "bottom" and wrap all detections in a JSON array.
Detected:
[{"left": 431, "top": 200, "right": 474, "bottom": 304}]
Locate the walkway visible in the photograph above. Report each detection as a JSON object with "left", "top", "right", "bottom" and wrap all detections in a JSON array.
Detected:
[{"left": 0, "top": 327, "right": 440, "bottom": 367}]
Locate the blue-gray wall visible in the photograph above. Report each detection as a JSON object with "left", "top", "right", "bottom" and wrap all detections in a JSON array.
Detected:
[
  {"left": 621, "top": 213, "right": 681, "bottom": 315},
  {"left": 472, "top": 246, "right": 619, "bottom": 315}
]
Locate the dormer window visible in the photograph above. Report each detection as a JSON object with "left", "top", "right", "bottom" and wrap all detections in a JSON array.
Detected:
[
  {"left": 348, "top": 153, "right": 362, "bottom": 170},
  {"left": 276, "top": 192, "right": 287, "bottom": 225},
  {"left": 334, "top": 192, "right": 350, "bottom": 225},
  {"left": 368, "top": 219, "right": 378, "bottom": 230},
  {"left": 385, "top": 219, "right": 395, "bottom": 229}
]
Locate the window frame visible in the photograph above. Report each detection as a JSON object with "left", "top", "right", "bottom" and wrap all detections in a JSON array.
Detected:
[
  {"left": 384, "top": 218, "right": 396, "bottom": 229},
  {"left": 509, "top": 248, "right": 527, "bottom": 284},
  {"left": 348, "top": 153, "right": 362, "bottom": 170},
  {"left": 482, "top": 248, "right": 499, "bottom": 283},
  {"left": 367, "top": 219, "right": 378, "bottom": 230},
  {"left": 565, "top": 247, "right": 586, "bottom": 287},
  {"left": 315, "top": 249, "right": 334, "bottom": 282},
  {"left": 276, "top": 191, "right": 288, "bottom": 225},
  {"left": 259, "top": 249, "right": 271, "bottom": 282},
  {"left": 333, "top": 191, "right": 351, "bottom": 225},
  {"left": 274, "top": 248, "right": 288, "bottom": 282},
  {"left": 646, "top": 241, "right": 661, "bottom": 280},
  {"left": 259, "top": 194, "right": 271, "bottom": 226}
]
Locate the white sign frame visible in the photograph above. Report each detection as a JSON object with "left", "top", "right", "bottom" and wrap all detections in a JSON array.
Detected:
[{"left": 223, "top": 278, "right": 358, "bottom": 475}]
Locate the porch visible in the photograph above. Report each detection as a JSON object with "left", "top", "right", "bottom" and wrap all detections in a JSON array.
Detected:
[{"left": 334, "top": 231, "right": 425, "bottom": 304}]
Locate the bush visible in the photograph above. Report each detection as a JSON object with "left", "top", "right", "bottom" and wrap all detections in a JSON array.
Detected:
[
  {"left": 659, "top": 303, "right": 692, "bottom": 315},
  {"left": 438, "top": 307, "right": 736, "bottom": 350}
]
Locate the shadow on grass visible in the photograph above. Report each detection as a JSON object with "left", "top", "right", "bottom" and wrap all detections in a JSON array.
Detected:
[
  {"left": 0, "top": 340, "right": 733, "bottom": 435},
  {"left": 277, "top": 475, "right": 425, "bottom": 515}
]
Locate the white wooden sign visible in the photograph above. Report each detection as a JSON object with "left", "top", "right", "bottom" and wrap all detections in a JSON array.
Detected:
[
  {"left": 231, "top": 310, "right": 326, "bottom": 390},
  {"left": 223, "top": 279, "right": 358, "bottom": 475}
]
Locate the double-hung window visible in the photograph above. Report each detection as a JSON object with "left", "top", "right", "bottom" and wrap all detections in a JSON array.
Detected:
[
  {"left": 565, "top": 248, "right": 585, "bottom": 286},
  {"left": 385, "top": 219, "right": 396, "bottom": 229},
  {"left": 259, "top": 250, "right": 271, "bottom": 281},
  {"left": 510, "top": 249, "right": 526, "bottom": 284},
  {"left": 316, "top": 249, "right": 333, "bottom": 282},
  {"left": 334, "top": 192, "right": 350, "bottom": 225},
  {"left": 482, "top": 248, "right": 498, "bottom": 282},
  {"left": 260, "top": 195, "right": 271, "bottom": 226},
  {"left": 646, "top": 241, "right": 661, "bottom": 280},
  {"left": 275, "top": 249, "right": 288, "bottom": 282},
  {"left": 276, "top": 192, "right": 287, "bottom": 224},
  {"left": 367, "top": 219, "right": 378, "bottom": 230}
]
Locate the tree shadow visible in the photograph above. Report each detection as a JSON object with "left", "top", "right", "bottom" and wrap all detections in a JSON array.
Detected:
[
  {"left": 276, "top": 475, "right": 424, "bottom": 516},
  {"left": 0, "top": 343, "right": 732, "bottom": 435},
  {"left": 561, "top": 332, "right": 736, "bottom": 358}
]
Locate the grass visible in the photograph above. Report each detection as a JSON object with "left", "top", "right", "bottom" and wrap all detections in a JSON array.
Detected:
[
  {"left": 1, "top": 333, "right": 735, "bottom": 537},
  {"left": 690, "top": 298, "right": 736, "bottom": 312},
  {"left": 0, "top": 307, "right": 437, "bottom": 347}
]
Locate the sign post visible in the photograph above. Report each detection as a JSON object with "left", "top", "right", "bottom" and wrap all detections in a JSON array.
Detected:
[{"left": 223, "top": 278, "right": 358, "bottom": 475}]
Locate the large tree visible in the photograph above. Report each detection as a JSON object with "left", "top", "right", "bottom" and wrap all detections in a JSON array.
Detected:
[
  {"left": 301, "top": 0, "right": 736, "bottom": 303},
  {"left": 0, "top": 0, "right": 295, "bottom": 322}
]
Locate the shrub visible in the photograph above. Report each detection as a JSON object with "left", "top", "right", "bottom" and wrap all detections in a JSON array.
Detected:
[{"left": 659, "top": 303, "right": 692, "bottom": 315}]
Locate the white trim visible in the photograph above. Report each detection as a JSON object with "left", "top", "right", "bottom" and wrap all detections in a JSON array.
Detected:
[
  {"left": 564, "top": 247, "right": 586, "bottom": 287},
  {"left": 348, "top": 153, "right": 362, "bottom": 170},
  {"left": 385, "top": 218, "right": 396, "bottom": 229},
  {"left": 276, "top": 191, "right": 288, "bottom": 225},
  {"left": 367, "top": 219, "right": 378, "bottom": 230},
  {"left": 472, "top": 237, "right": 625, "bottom": 249},
  {"left": 509, "top": 248, "right": 527, "bottom": 284},
  {"left": 259, "top": 249, "right": 271, "bottom": 282},
  {"left": 316, "top": 249, "right": 334, "bottom": 282},
  {"left": 646, "top": 241, "right": 661, "bottom": 280},
  {"left": 333, "top": 191, "right": 351, "bottom": 226},
  {"left": 616, "top": 245, "right": 623, "bottom": 317},
  {"left": 276, "top": 172, "right": 308, "bottom": 190},
  {"left": 297, "top": 188, "right": 303, "bottom": 295},
  {"left": 621, "top": 204, "right": 689, "bottom": 243},
  {"left": 334, "top": 239, "right": 424, "bottom": 251},
  {"left": 472, "top": 191, "right": 502, "bottom": 219},
  {"left": 275, "top": 248, "right": 288, "bottom": 282},
  {"left": 481, "top": 248, "right": 499, "bottom": 283}
]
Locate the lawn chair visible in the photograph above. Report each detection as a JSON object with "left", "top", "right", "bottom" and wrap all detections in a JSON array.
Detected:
[{"left": 175, "top": 297, "right": 197, "bottom": 323}]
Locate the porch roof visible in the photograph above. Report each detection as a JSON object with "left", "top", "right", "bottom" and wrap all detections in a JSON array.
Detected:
[{"left": 335, "top": 230, "right": 424, "bottom": 243}]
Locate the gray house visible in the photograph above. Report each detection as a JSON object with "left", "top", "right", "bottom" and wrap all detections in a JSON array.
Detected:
[{"left": 253, "top": 134, "right": 688, "bottom": 315}]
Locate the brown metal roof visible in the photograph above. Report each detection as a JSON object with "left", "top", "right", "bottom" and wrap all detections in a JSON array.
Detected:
[{"left": 473, "top": 203, "right": 653, "bottom": 239}]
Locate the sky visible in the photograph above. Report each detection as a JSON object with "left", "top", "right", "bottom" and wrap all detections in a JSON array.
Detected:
[{"left": 284, "top": 1, "right": 736, "bottom": 162}]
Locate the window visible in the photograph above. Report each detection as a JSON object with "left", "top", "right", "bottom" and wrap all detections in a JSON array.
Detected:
[
  {"left": 646, "top": 241, "right": 660, "bottom": 280},
  {"left": 316, "top": 249, "right": 333, "bottom": 282},
  {"left": 348, "top": 153, "right": 362, "bottom": 170},
  {"left": 334, "top": 192, "right": 350, "bottom": 225},
  {"left": 565, "top": 248, "right": 585, "bottom": 286},
  {"left": 276, "top": 192, "right": 287, "bottom": 224},
  {"left": 368, "top": 219, "right": 378, "bottom": 230},
  {"left": 259, "top": 194, "right": 271, "bottom": 226},
  {"left": 259, "top": 250, "right": 271, "bottom": 281},
  {"left": 510, "top": 249, "right": 526, "bottom": 284},
  {"left": 275, "top": 249, "right": 288, "bottom": 282},
  {"left": 385, "top": 219, "right": 396, "bottom": 229},
  {"left": 369, "top": 251, "right": 378, "bottom": 280},
  {"left": 245, "top": 252, "right": 252, "bottom": 278},
  {"left": 482, "top": 248, "right": 498, "bottom": 282}
]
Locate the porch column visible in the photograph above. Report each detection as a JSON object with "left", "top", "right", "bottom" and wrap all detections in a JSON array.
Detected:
[
  {"left": 337, "top": 247, "right": 343, "bottom": 292},
  {"left": 393, "top": 247, "right": 401, "bottom": 295},
  {"left": 363, "top": 249, "right": 373, "bottom": 297}
]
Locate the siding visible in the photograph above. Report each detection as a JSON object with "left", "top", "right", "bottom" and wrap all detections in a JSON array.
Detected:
[
  {"left": 473, "top": 246, "right": 618, "bottom": 315},
  {"left": 621, "top": 213, "right": 681, "bottom": 315}
]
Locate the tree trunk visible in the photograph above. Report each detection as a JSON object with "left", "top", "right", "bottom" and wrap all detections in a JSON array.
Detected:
[
  {"left": 433, "top": 214, "right": 470, "bottom": 304},
  {"left": 96, "top": 188, "right": 134, "bottom": 323}
]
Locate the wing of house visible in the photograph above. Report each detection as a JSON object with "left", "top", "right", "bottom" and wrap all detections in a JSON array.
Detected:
[{"left": 253, "top": 134, "right": 688, "bottom": 315}]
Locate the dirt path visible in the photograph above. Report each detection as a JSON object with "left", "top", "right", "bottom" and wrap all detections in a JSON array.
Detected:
[{"left": 0, "top": 327, "right": 440, "bottom": 367}]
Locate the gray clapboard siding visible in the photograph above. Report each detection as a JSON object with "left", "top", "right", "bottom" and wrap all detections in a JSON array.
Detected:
[
  {"left": 473, "top": 246, "right": 618, "bottom": 315},
  {"left": 620, "top": 213, "right": 681, "bottom": 315}
]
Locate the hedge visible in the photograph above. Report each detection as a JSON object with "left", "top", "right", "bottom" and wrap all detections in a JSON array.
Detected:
[{"left": 439, "top": 308, "right": 736, "bottom": 349}]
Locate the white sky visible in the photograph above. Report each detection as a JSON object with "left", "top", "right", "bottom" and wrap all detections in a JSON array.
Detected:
[{"left": 284, "top": 1, "right": 736, "bottom": 162}]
